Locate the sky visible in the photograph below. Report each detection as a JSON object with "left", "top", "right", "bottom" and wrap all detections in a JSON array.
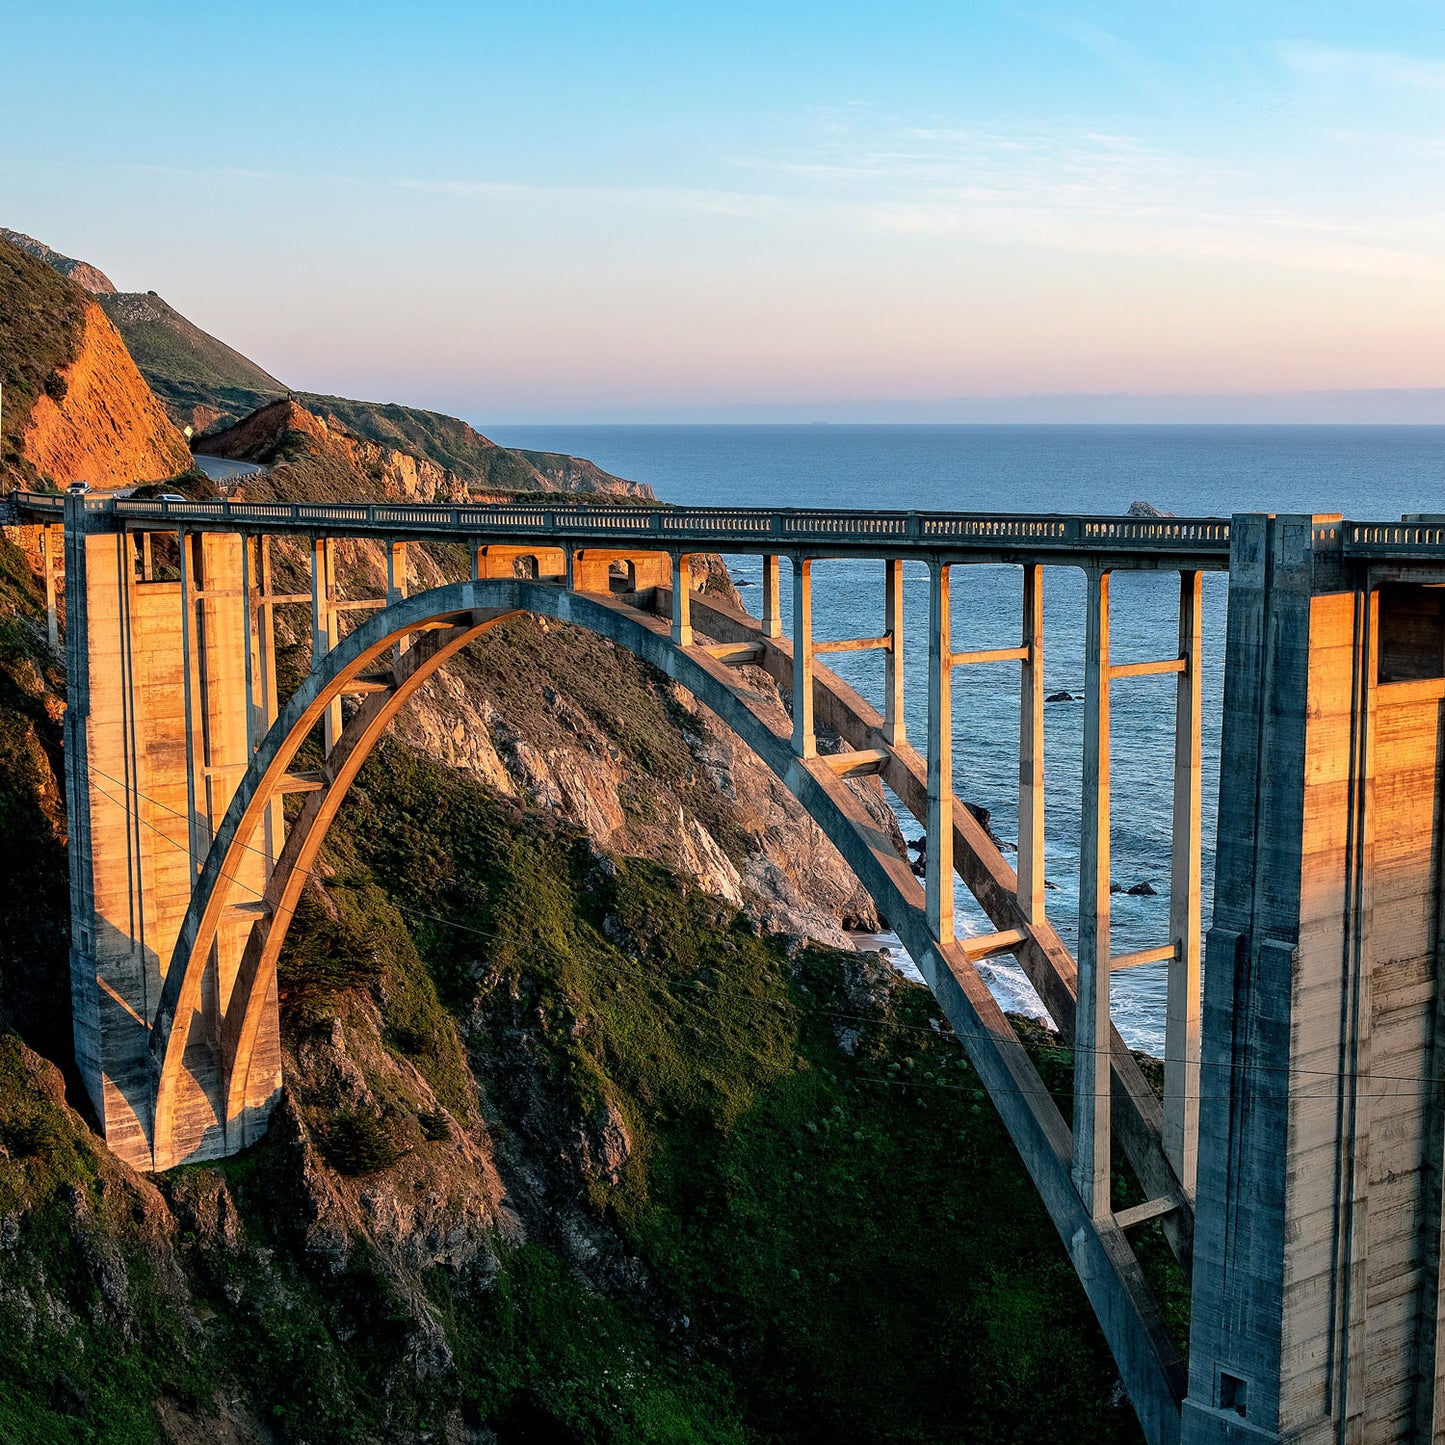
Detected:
[{"left": 4, "top": 1, "right": 1445, "bottom": 422}]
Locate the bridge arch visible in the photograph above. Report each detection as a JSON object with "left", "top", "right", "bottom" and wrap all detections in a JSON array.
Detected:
[{"left": 150, "top": 575, "right": 1186, "bottom": 1440}]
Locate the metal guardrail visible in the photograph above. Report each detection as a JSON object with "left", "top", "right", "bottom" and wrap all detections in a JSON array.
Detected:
[{"left": 12, "top": 491, "right": 1239, "bottom": 558}]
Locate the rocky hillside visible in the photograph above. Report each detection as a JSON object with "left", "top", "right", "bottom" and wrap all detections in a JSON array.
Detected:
[
  {"left": 0, "top": 237, "right": 193, "bottom": 491},
  {"left": 201, "top": 398, "right": 652, "bottom": 505},
  {"left": 214, "top": 399, "right": 892, "bottom": 941},
  {"left": 0, "top": 513, "right": 1145, "bottom": 1439},
  {"left": 4, "top": 227, "right": 650, "bottom": 499},
  {"left": 296, "top": 393, "right": 653, "bottom": 498}
]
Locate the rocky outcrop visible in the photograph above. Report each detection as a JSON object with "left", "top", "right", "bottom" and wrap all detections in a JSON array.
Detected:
[
  {"left": 391, "top": 632, "right": 898, "bottom": 947},
  {"left": 0, "top": 228, "right": 116, "bottom": 295},
  {"left": 20, "top": 301, "right": 192, "bottom": 489},
  {"left": 200, "top": 399, "right": 470, "bottom": 502}
]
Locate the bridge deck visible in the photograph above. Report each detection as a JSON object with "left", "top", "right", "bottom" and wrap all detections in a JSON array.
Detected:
[{"left": 16, "top": 491, "right": 1234, "bottom": 568}]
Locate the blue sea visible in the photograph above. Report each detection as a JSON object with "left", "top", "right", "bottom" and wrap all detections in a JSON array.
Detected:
[{"left": 489, "top": 425, "right": 1445, "bottom": 1051}]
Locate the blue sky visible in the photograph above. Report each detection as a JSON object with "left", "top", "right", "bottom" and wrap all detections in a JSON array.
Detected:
[{"left": 5, "top": 2, "right": 1444, "bottom": 421}]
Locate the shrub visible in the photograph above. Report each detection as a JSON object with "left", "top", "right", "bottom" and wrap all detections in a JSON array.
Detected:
[{"left": 321, "top": 1109, "right": 404, "bottom": 1175}]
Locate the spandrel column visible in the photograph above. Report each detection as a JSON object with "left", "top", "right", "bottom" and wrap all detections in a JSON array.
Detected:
[{"left": 1073, "top": 564, "right": 1112, "bottom": 1221}]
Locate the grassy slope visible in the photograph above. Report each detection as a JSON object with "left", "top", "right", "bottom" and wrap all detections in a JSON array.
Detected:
[
  {"left": 0, "top": 238, "right": 90, "bottom": 486},
  {"left": 0, "top": 356, "right": 1172, "bottom": 1439},
  {"left": 298, "top": 393, "right": 645, "bottom": 495},
  {"left": 336, "top": 740, "right": 1149, "bottom": 1444},
  {"left": 97, "top": 291, "right": 286, "bottom": 427},
  {"left": 299, "top": 392, "right": 524, "bottom": 480}
]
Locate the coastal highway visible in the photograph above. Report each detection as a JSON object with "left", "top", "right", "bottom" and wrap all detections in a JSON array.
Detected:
[{"left": 192, "top": 454, "right": 266, "bottom": 485}]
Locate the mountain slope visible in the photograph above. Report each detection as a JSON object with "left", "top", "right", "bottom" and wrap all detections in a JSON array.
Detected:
[
  {"left": 0, "top": 228, "right": 116, "bottom": 297},
  {"left": 0, "top": 237, "right": 192, "bottom": 490},
  {"left": 298, "top": 391, "right": 651, "bottom": 496},
  {"left": 9, "top": 230, "right": 648, "bottom": 497},
  {"left": 98, "top": 290, "right": 288, "bottom": 434}
]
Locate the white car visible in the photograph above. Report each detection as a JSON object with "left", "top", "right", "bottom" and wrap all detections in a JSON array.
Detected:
[{"left": 66, "top": 480, "right": 89, "bottom": 495}]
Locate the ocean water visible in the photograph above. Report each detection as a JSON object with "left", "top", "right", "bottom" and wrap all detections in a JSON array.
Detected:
[{"left": 488, "top": 425, "right": 1445, "bottom": 1051}]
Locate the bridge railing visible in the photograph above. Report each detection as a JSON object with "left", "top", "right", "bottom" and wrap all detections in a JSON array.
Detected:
[
  {"left": 28, "top": 490, "right": 1445, "bottom": 564},
  {"left": 14, "top": 491, "right": 1239, "bottom": 556}
]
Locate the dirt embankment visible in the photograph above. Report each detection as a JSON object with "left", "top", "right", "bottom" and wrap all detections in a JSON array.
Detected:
[{"left": 21, "top": 301, "right": 192, "bottom": 491}]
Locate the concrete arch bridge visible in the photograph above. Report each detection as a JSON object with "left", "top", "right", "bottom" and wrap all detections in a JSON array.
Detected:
[{"left": 19, "top": 490, "right": 1445, "bottom": 1445}]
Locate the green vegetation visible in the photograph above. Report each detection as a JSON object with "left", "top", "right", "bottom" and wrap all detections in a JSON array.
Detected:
[
  {"left": 96, "top": 290, "right": 286, "bottom": 430},
  {"left": 298, "top": 392, "right": 646, "bottom": 494},
  {"left": 319, "top": 739, "right": 1147, "bottom": 1443},
  {"left": 0, "top": 437, "right": 1160, "bottom": 1438},
  {"left": 0, "top": 237, "right": 89, "bottom": 486},
  {"left": 0, "top": 685, "right": 1151, "bottom": 1440},
  {"left": 0, "top": 535, "right": 70, "bottom": 1064}
]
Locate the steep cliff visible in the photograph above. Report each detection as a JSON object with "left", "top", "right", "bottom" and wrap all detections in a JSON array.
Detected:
[
  {"left": 200, "top": 395, "right": 653, "bottom": 504},
  {"left": 215, "top": 412, "right": 890, "bottom": 940},
  {"left": 11, "top": 227, "right": 650, "bottom": 500},
  {"left": 298, "top": 394, "right": 654, "bottom": 499},
  {"left": 20, "top": 301, "right": 194, "bottom": 491},
  {"left": 1, "top": 237, "right": 192, "bottom": 492},
  {"left": 0, "top": 481, "right": 1154, "bottom": 1445},
  {"left": 0, "top": 233, "right": 1165, "bottom": 1444}
]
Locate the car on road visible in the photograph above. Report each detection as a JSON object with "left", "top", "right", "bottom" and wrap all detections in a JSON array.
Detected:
[{"left": 66, "top": 481, "right": 89, "bottom": 495}]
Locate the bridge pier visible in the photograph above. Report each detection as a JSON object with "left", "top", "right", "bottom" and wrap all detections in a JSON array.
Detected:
[
  {"left": 65, "top": 503, "right": 280, "bottom": 1167},
  {"left": 1184, "top": 514, "right": 1445, "bottom": 1443}
]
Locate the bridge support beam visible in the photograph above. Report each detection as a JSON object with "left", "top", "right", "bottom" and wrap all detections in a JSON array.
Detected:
[
  {"left": 65, "top": 506, "right": 278, "bottom": 1168},
  {"left": 884, "top": 558, "right": 905, "bottom": 746},
  {"left": 1166, "top": 569, "right": 1202, "bottom": 1199},
  {"left": 792, "top": 557, "right": 815, "bottom": 758},
  {"left": 42, "top": 522, "right": 61, "bottom": 652},
  {"left": 671, "top": 553, "right": 693, "bottom": 646},
  {"left": 310, "top": 537, "right": 342, "bottom": 754},
  {"left": 761, "top": 554, "right": 782, "bottom": 639},
  {"left": 1017, "top": 562, "right": 1044, "bottom": 923},
  {"left": 925, "top": 561, "right": 954, "bottom": 939}
]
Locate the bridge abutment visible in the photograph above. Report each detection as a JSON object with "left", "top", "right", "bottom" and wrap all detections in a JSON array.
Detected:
[{"left": 1185, "top": 514, "right": 1445, "bottom": 1443}]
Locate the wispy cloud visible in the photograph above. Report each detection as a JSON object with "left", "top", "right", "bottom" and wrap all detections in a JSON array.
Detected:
[
  {"left": 392, "top": 175, "right": 783, "bottom": 221},
  {"left": 1026, "top": 14, "right": 1174, "bottom": 101},
  {"left": 1279, "top": 42, "right": 1445, "bottom": 93},
  {"left": 392, "top": 110, "right": 1445, "bottom": 287}
]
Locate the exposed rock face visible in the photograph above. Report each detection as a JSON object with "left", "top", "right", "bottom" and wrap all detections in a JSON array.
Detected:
[
  {"left": 200, "top": 399, "right": 465, "bottom": 500},
  {"left": 0, "top": 228, "right": 116, "bottom": 295},
  {"left": 20, "top": 302, "right": 192, "bottom": 489},
  {"left": 393, "top": 640, "right": 898, "bottom": 948}
]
